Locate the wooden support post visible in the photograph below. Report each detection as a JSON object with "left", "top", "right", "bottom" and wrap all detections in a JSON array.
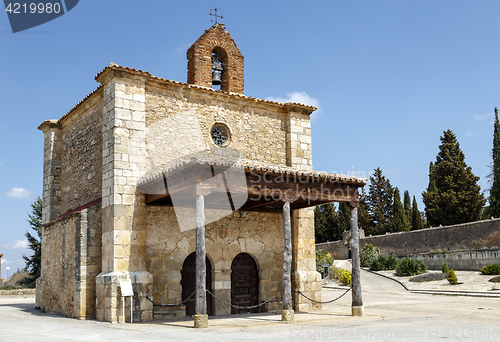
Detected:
[
  {"left": 349, "top": 201, "right": 363, "bottom": 316},
  {"left": 194, "top": 186, "right": 208, "bottom": 328},
  {"left": 282, "top": 201, "right": 294, "bottom": 322}
]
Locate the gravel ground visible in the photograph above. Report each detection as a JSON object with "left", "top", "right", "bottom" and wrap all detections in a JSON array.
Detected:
[{"left": 375, "top": 269, "right": 500, "bottom": 294}]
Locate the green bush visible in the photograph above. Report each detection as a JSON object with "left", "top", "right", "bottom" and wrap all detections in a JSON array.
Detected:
[
  {"left": 480, "top": 264, "right": 500, "bottom": 275},
  {"left": 442, "top": 262, "right": 450, "bottom": 274},
  {"left": 316, "top": 249, "right": 334, "bottom": 274},
  {"left": 360, "top": 244, "right": 380, "bottom": 267},
  {"left": 447, "top": 269, "right": 458, "bottom": 285},
  {"left": 396, "top": 257, "right": 427, "bottom": 276},
  {"left": 369, "top": 255, "right": 399, "bottom": 271},
  {"left": 333, "top": 267, "right": 352, "bottom": 286}
]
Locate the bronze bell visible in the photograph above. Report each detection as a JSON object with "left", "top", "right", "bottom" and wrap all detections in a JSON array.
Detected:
[
  {"left": 212, "top": 54, "right": 223, "bottom": 85},
  {"left": 212, "top": 69, "right": 222, "bottom": 85}
]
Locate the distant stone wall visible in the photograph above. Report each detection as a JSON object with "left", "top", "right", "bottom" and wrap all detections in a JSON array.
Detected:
[
  {"left": 38, "top": 203, "right": 101, "bottom": 318},
  {"left": 317, "top": 219, "right": 500, "bottom": 270},
  {"left": 411, "top": 248, "right": 500, "bottom": 271}
]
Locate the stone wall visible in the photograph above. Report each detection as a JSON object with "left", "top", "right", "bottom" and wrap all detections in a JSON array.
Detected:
[
  {"left": 39, "top": 89, "right": 103, "bottom": 224},
  {"left": 411, "top": 248, "right": 500, "bottom": 271},
  {"left": 145, "top": 82, "right": 287, "bottom": 169},
  {"left": 37, "top": 204, "right": 101, "bottom": 318},
  {"left": 146, "top": 207, "right": 284, "bottom": 315},
  {"left": 60, "top": 101, "right": 103, "bottom": 214},
  {"left": 317, "top": 219, "right": 500, "bottom": 270},
  {"left": 95, "top": 67, "right": 152, "bottom": 323}
]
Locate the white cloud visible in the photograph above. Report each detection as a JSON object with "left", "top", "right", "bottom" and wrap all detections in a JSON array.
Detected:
[
  {"left": 5, "top": 187, "right": 33, "bottom": 199},
  {"left": 11, "top": 239, "right": 28, "bottom": 250},
  {"left": 266, "top": 91, "right": 322, "bottom": 119},
  {"left": 474, "top": 111, "right": 494, "bottom": 123}
]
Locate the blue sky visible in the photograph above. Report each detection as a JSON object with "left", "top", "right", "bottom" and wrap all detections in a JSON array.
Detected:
[{"left": 1, "top": 1, "right": 499, "bottom": 276}]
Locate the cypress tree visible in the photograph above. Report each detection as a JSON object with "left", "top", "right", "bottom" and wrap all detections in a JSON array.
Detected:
[
  {"left": 314, "top": 203, "right": 337, "bottom": 243},
  {"left": 489, "top": 107, "right": 500, "bottom": 218},
  {"left": 422, "top": 130, "right": 486, "bottom": 226},
  {"left": 23, "top": 197, "right": 42, "bottom": 279},
  {"left": 338, "top": 202, "right": 351, "bottom": 238},
  {"left": 411, "top": 196, "right": 424, "bottom": 230},
  {"left": 357, "top": 188, "right": 371, "bottom": 232},
  {"left": 427, "top": 162, "right": 437, "bottom": 194},
  {"left": 367, "top": 167, "right": 394, "bottom": 235},
  {"left": 391, "top": 187, "right": 410, "bottom": 232},
  {"left": 403, "top": 190, "right": 412, "bottom": 225}
]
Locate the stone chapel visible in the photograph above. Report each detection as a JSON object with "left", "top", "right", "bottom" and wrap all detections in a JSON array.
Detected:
[{"left": 37, "top": 23, "right": 366, "bottom": 324}]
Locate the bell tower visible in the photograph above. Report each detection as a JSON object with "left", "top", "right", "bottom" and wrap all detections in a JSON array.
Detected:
[{"left": 187, "top": 24, "right": 244, "bottom": 94}]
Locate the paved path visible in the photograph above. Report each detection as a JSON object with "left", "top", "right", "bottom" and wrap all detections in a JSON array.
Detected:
[
  {"left": 1, "top": 290, "right": 499, "bottom": 342},
  {"left": 333, "top": 260, "right": 407, "bottom": 293},
  {"left": 0, "top": 266, "right": 498, "bottom": 342}
]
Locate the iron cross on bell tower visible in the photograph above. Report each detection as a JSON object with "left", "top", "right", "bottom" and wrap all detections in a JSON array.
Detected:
[{"left": 209, "top": 7, "right": 224, "bottom": 24}]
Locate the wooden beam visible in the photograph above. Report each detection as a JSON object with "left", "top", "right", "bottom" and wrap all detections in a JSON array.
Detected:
[
  {"left": 349, "top": 202, "right": 363, "bottom": 316},
  {"left": 281, "top": 201, "right": 294, "bottom": 321},
  {"left": 195, "top": 187, "right": 207, "bottom": 316}
]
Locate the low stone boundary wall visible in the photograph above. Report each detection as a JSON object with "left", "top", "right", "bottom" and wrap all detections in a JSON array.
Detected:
[
  {"left": 0, "top": 289, "right": 36, "bottom": 296},
  {"left": 316, "top": 218, "right": 500, "bottom": 270},
  {"left": 411, "top": 248, "right": 500, "bottom": 271}
]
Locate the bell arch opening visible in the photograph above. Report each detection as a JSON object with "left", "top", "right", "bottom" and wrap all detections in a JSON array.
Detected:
[{"left": 211, "top": 47, "right": 228, "bottom": 91}]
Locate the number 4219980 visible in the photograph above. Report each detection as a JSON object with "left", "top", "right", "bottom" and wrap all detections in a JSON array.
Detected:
[{"left": 5, "top": 2, "right": 62, "bottom": 14}]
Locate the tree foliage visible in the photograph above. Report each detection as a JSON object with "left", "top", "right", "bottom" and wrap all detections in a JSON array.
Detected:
[
  {"left": 411, "top": 196, "right": 424, "bottom": 230},
  {"left": 23, "top": 197, "right": 42, "bottom": 279},
  {"left": 390, "top": 187, "right": 410, "bottom": 232},
  {"left": 314, "top": 169, "right": 424, "bottom": 238},
  {"left": 357, "top": 188, "right": 370, "bottom": 231},
  {"left": 422, "top": 130, "right": 486, "bottom": 226},
  {"left": 314, "top": 203, "right": 336, "bottom": 243},
  {"left": 403, "top": 190, "right": 412, "bottom": 225},
  {"left": 489, "top": 107, "right": 500, "bottom": 218},
  {"left": 366, "top": 168, "right": 394, "bottom": 235}
]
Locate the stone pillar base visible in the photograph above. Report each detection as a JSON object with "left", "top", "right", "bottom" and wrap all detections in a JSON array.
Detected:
[
  {"left": 194, "top": 314, "right": 208, "bottom": 328},
  {"left": 292, "top": 270, "right": 322, "bottom": 311},
  {"left": 96, "top": 271, "right": 153, "bottom": 323},
  {"left": 282, "top": 309, "right": 294, "bottom": 322},
  {"left": 352, "top": 305, "right": 364, "bottom": 316}
]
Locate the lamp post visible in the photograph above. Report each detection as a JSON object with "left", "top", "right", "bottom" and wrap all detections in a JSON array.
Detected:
[
  {"left": 6, "top": 267, "right": 10, "bottom": 280},
  {"left": 322, "top": 263, "right": 330, "bottom": 283}
]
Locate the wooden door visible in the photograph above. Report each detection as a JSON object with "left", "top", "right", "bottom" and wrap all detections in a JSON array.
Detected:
[
  {"left": 231, "top": 253, "right": 259, "bottom": 314},
  {"left": 181, "top": 252, "right": 213, "bottom": 316}
]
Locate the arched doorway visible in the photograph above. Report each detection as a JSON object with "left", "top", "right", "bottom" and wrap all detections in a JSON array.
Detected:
[
  {"left": 231, "top": 253, "right": 259, "bottom": 314},
  {"left": 181, "top": 252, "right": 213, "bottom": 316}
]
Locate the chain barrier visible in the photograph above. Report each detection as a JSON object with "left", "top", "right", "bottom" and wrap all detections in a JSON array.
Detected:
[
  {"left": 146, "top": 291, "right": 195, "bottom": 308},
  {"left": 298, "top": 287, "right": 351, "bottom": 304},
  {"left": 206, "top": 288, "right": 283, "bottom": 310}
]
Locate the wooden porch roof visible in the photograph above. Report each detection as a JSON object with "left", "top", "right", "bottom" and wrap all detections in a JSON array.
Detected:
[{"left": 137, "top": 157, "right": 366, "bottom": 212}]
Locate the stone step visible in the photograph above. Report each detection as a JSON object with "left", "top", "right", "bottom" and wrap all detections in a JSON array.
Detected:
[{"left": 153, "top": 305, "right": 186, "bottom": 320}]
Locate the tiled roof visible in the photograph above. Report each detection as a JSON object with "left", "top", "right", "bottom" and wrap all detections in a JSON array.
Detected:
[{"left": 138, "top": 155, "right": 366, "bottom": 187}]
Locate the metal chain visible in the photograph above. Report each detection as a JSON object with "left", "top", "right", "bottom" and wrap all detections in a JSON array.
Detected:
[
  {"left": 206, "top": 288, "right": 283, "bottom": 310},
  {"left": 298, "top": 287, "right": 351, "bottom": 304},
  {"left": 146, "top": 291, "right": 195, "bottom": 307}
]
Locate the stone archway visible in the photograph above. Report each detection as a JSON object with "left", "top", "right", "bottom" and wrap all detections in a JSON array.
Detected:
[
  {"left": 231, "top": 253, "right": 259, "bottom": 314},
  {"left": 181, "top": 252, "right": 213, "bottom": 316}
]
